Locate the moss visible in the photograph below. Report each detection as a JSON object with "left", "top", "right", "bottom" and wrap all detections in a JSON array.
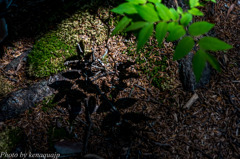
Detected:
[
  {"left": 0, "top": 127, "right": 23, "bottom": 152},
  {"left": 27, "top": 6, "right": 109, "bottom": 78},
  {"left": 28, "top": 31, "right": 76, "bottom": 78},
  {"left": 0, "top": 76, "right": 14, "bottom": 98},
  {"left": 41, "top": 95, "right": 56, "bottom": 112}
]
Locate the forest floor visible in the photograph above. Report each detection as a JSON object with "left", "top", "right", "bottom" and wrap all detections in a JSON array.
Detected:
[{"left": 0, "top": 0, "right": 239, "bottom": 158}]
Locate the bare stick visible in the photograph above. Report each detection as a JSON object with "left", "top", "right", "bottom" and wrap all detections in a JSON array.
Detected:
[{"left": 183, "top": 93, "right": 199, "bottom": 109}]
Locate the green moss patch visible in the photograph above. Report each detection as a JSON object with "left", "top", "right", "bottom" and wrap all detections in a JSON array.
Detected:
[
  {"left": 0, "top": 127, "right": 23, "bottom": 152},
  {"left": 28, "top": 6, "right": 108, "bottom": 78},
  {"left": 28, "top": 31, "right": 76, "bottom": 78},
  {"left": 0, "top": 76, "right": 14, "bottom": 98}
]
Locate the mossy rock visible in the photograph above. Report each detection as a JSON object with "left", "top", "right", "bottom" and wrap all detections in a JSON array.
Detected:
[
  {"left": 27, "top": 6, "right": 108, "bottom": 78},
  {"left": 0, "top": 76, "right": 14, "bottom": 98},
  {"left": 0, "top": 127, "right": 23, "bottom": 152}
]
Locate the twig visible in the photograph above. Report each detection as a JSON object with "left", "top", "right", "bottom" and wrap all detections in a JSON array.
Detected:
[
  {"left": 83, "top": 98, "right": 93, "bottom": 154},
  {"left": 102, "top": 48, "right": 108, "bottom": 59},
  {"left": 92, "top": 72, "right": 115, "bottom": 82},
  {"left": 64, "top": 60, "right": 80, "bottom": 66},
  {"left": 129, "top": 87, "right": 134, "bottom": 97},
  {"left": 183, "top": 93, "right": 199, "bottom": 109},
  {"left": 91, "top": 64, "right": 105, "bottom": 70},
  {"left": 134, "top": 84, "right": 145, "bottom": 91}
]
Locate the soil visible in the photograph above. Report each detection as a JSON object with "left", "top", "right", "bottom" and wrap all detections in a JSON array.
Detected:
[{"left": 0, "top": 0, "right": 239, "bottom": 158}]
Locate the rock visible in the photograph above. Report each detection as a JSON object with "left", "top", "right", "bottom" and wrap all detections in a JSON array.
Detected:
[
  {"left": 0, "top": 80, "right": 54, "bottom": 121},
  {"left": 179, "top": 52, "right": 212, "bottom": 91},
  {"left": 0, "top": 73, "right": 69, "bottom": 121},
  {"left": 54, "top": 140, "right": 82, "bottom": 155},
  {"left": 4, "top": 50, "right": 30, "bottom": 71},
  {"left": 84, "top": 154, "right": 104, "bottom": 159}
]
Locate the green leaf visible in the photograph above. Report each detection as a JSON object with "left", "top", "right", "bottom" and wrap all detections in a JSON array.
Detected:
[
  {"left": 111, "top": 3, "right": 138, "bottom": 14},
  {"left": 203, "top": 52, "right": 221, "bottom": 72},
  {"left": 188, "top": 8, "right": 204, "bottom": 16},
  {"left": 173, "top": 36, "right": 195, "bottom": 60},
  {"left": 167, "top": 24, "right": 186, "bottom": 41},
  {"left": 126, "top": 0, "right": 147, "bottom": 4},
  {"left": 198, "top": 37, "right": 233, "bottom": 51},
  {"left": 125, "top": 21, "right": 148, "bottom": 32},
  {"left": 155, "top": 3, "right": 172, "bottom": 21},
  {"left": 177, "top": 7, "right": 183, "bottom": 14},
  {"left": 156, "top": 22, "right": 168, "bottom": 46},
  {"left": 111, "top": 17, "right": 132, "bottom": 36},
  {"left": 135, "top": 3, "right": 159, "bottom": 22},
  {"left": 169, "top": 8, "right": 179, "bottom": 20},
  {"left": 148, "top": 0, "right": 161, "bottom": 3},
  {"left": 180, "top": 13, "right": 192, "bottom": 27},
  {"left": 193, "top": 50, "right": 207, "bottom": 82},
  {"left": 137, "top": 23, "right": 154, "bottom": 51},
  {"left": 189, "top": 22, "right": 214, "bottom": 36},
  {"left": 189, "top": 0, "right": 201, "bottom": 8}
]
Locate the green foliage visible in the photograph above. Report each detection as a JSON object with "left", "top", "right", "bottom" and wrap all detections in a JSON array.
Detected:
[
  {"left": 155, "top": 22, "right": 167, "bottom": 46},
  {"left": 111, "top": 0, "right": 232, "bottom": 82},
  {"left": 173, "top": 36, "right": 194, "bottom": 60},
  {"left": 28, "top": 31, "right": 76, "bottom": 78},
  {"left": 0, "top": 127, "right": 23, "bottom": 153},
  {"left": 41, "top": 95, "right": 56, "bottom": 112},
  {"left": 198, "top": 37, "right": 233, "bottom": 51},
  {"left": 189, "top": 22, "right": 214, "bottom": 36}
]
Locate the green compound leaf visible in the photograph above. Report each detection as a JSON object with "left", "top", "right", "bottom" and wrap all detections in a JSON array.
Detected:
[
  {"left": 173, "top": 36, "right": 195, "bottom": 60},
  {"left": 112, "top": 17, "right": 132, "bottom": 36},
  {"left": 111, "top": 2, "right": 138, "bottom": 14},
  {"left": 156, "top": 22, "right": 168, "bottom": 46},
  {"left": 167, "top": 23, "right": 186, "bottom": 41},
  {"left": 203, "top": 52, "right": 221, "bottom": 72},
  {"left": 180, "top": 13, "right": 193, "bottom": 27},
  {"left": 125, "top": 21, "right": 148, "bottom": 32},
  {"left": 137, "top": 23, "right": 154, "bottom": 51},
  {"left": 126, "top": 0, "right": 147, "bottom": 4},
  {"left": 205, "top": 0, "right": 216, "bottom": 2},
  {"left": 135, "top": 3, "right": 159, "bottom": 22},
  {"left": 193, "top": 50, "right": 207, "bottom": 82},
  {"left": 188, "top": 8, "right": 204, "bottom": 16},
  {"left": 148, "top": 0, "right": 161, "bottom": 3},
  {"left": 190, "top": 0, "right": 201, "bottom": 8},
  {"left": 198, "top": 37, "right": 233, "bottom": 51},
  {"left": 169, "top": 8, "right": 179, "bottom": 20},
  {"left": 189, "top": 22, "right": 214, "bottom": 36},
  {"left": 177, "top": 7, "right": 183, "bottom": 14},
  {"left": 155, "top": 3, "right": 172, "bottom": 21}
]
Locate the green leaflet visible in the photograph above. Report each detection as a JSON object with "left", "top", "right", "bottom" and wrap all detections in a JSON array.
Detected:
[
  {"left": 125, "top": 21, "right": 148, "bottom": 32},
  {"left": 203, "top": 52, "right": 221, "bottom": 72},
  {"left": 137, "top": 23, "right": 154, "bottom": 51},
  {"left": 126, "top": 0, "right": 147, "bottom": 4},
  {"left": 155, "top": 3, "right": 172, "bottom": 21},
  {"left": 173, "top": 36, "right": 195, "bottom": 60},
  {"left": 177, "top": 7, "right": 183, "bottom": 14},
  {"left": 193, "top": 49, "right": 221, "bottom": 82},
  {"left": 167, "top": 23, "right": 186, "bottom": 41},
  {"left": 135, "top": 3, "right": 159, "bottom": 22},
  {"left": 193, "top": 50, "right": 206, "bottom": 82},
  {"left": 111, "top": 2, "right": 137, "bottom": 14},
  {"left": 148, "top": 0, "right": 161, "bottom": 3},
  {"left": 180, "top": 13, "right": 192, "bottom": 27},
  {"left": 188, "top": 8, "right": 204, "bottom": 16},
  {"left": 169, "top": 8, "right": 179, "bottom": 20},
  {"left": 189, "top": 22, "right": 214, "bottom": 36},
  {"left": 189, "top": 0, "right": 200, "bottom": 8},
  {"left": 198, "top": 37, "right": 233, "bottom": 51},
  {"left": 156, "top": 22, "right": 168, "bottom": 46},
  {"left": 111, "top": 17, "right": 132, "bottom": 36}
]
